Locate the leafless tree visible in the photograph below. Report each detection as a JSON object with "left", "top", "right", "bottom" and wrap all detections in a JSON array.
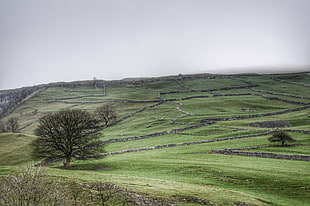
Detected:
[
  {"left": 32, "top": 109, "right": 100, "bottom": 168},
  {"left": 6, "top": 117, "right": 19, "bottom": 133},
  {"left": 0, "top": 121, "right": 5, "bottom": 133},
  {"left": 95, "top": 105, "right": 117, "bottom": 126}
]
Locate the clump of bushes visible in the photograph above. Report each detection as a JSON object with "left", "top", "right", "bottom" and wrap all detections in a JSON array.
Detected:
[
  {"left": 0, "top": 117, "right": 19, "bottom": 133},
  {"left": 0, "top": 166, "right": 71, "bottom": 206},
  {"left": 0, "top": 165, "right": 172, "bottom": 206}
]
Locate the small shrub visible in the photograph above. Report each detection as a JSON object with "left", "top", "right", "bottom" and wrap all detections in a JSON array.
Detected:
[
  {"left": 0, "top": 165, "right": 72, "bottom": 206},
  {"left": 268, "top": 131, "right": 295, "bottom": 146}
]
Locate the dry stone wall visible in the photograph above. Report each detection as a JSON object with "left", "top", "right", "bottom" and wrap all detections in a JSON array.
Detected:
[
  {"left": 31, "top": 73, "right": 310, "bottom": 165},
  {"left": 180, "top": 131, "right": 273, "bottom": 146},
  {"left": 213, "top": 149, "right": 310, "bottom": 161},
  {"left": 41, "top": 94, "right": 106, "bottom": 101},
  {"left": 201, "top": 105, "right": 310, "bottom": 122},
  {"left": 159, "top": 88, "right": 310, "bottom": 107},
  {"left": 226, "top": 76, "right": 257, "bottom": 86},
  {"left": 250, "top": 88, "right": 310, "bottom": 100},
  {"left": 97, "top": 121, "right": 215, "bottom": 147},
  {"left": 54, "top": 99, "right": 161, "bottom": 104},
  {"left": 171, "top": 102, "right": 194, "bottom": 125},
  {"left": 106, "top": 101, "right": 165, "bottom": 127},
  {"left": 159, "top": 85, "right": 257, "bottom": 98},
  {"left": 251, "top": 93, "right": 309, "bottom": 105},
  {"left": 264, "top": 74, "right": 310, "bottom": 88},
  {"left": 78, "top": 131, "right": 273, "bottom": 160}
]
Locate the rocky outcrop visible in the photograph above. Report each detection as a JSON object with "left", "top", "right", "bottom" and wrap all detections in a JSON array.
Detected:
[
  {"left": 249, "top": 120, "right": 291, "bottom": 128},
  {"left": 0, "top": 86, "right": 44, "bottom": 119}
]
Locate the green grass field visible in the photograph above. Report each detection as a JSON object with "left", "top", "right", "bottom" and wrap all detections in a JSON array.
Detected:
[
  {"left": 0, "top": 72, "right": 309, "bottom": 205},
  {"left": 0, "top": 133, "right": 37, "bottom": 166}
]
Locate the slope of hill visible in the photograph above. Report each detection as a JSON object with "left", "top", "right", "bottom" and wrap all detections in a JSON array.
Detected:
[
  {"left": 0, "top": 72, "right": 309, "bottom": 206},
  {"left": 0, "top": 133, "right": 36, "bottom": 166}
]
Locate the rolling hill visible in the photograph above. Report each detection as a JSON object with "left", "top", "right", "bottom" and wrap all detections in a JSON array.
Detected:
[{"left": 0, "top": 72, "right": 309, "bottom": 206}]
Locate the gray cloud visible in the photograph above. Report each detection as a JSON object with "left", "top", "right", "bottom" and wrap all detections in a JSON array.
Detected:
[{"left": 1, "top": 0, "right": 310, "bottom": 89}]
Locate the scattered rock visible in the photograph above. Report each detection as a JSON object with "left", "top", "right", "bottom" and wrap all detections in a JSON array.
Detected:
[
  {"left": 172, "top": 195, "right": 215, "bottom": 206},
  {"left": 249, "top": 120, "right": 291, "bottom": 128},
  {"left": 234, "top": 202, "right": 258, "bottom": 206},
  {"left": 240, "top": 108, "right": 256, "bottom": 112}
]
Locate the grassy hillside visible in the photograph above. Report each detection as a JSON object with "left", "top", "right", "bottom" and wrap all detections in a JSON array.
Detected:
[
  {"left": 0, "top": 133, "right": 37, "bottom": 175},
  {"left": 0, "top": 72, "right": 309, "bottom": 205}
]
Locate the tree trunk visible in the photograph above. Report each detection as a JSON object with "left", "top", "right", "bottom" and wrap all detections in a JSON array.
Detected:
[
  {"left": 282, "top": 140, "right": 285, "bottom": 146},
  {"left": 65, "top": 156, "right": 71, "bottom": 168}
]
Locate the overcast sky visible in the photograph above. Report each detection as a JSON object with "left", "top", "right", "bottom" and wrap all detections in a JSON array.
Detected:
[{"left": 1, "top": 0, "right": 310, "bottom": 89}]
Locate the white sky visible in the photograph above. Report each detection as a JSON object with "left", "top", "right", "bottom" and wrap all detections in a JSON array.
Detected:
[{"left": 1, "top": 0, "right": 310, "bottom": 89}]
